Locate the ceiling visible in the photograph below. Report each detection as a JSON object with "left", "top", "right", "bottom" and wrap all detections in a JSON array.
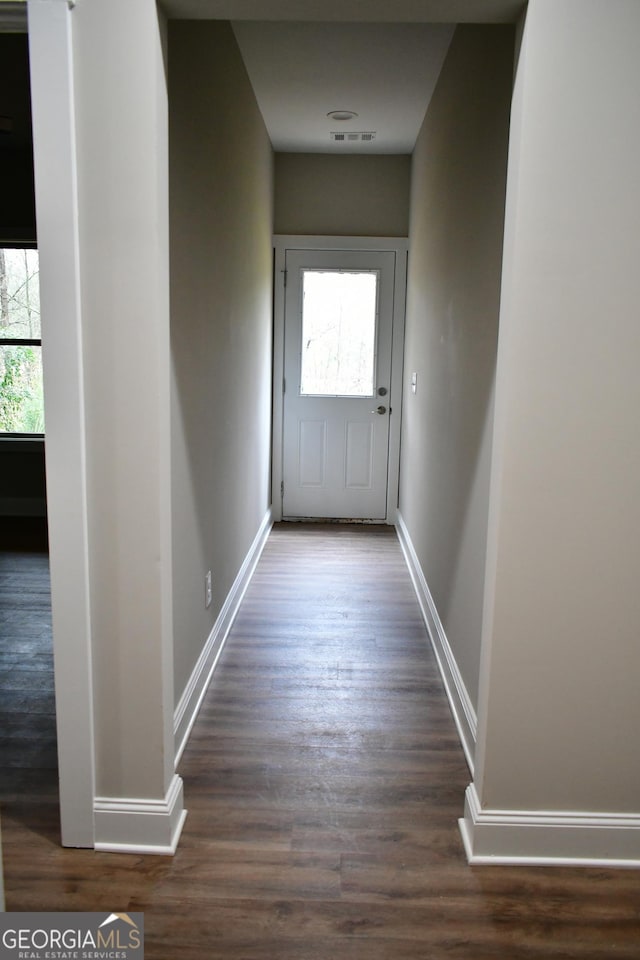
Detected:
[
  {"left": 162, "top": 0, "right": 524, "bottom": 155},
  {"left": 0, "top": 0, "right": 525, "bottom": 158},
  {"left": 161, "top": 0, "right": 524, "bottom": 22},
  {"left": 232, "top": 21, "right": 454, "bottom": 154}
]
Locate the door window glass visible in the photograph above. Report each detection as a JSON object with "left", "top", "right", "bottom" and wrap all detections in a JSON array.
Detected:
[{"left": 300, "top": 269, "right": 378, "bottom": 397}]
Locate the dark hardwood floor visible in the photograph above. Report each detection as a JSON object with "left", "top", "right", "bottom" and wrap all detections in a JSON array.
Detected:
[
  {"left": 2, "top": 522, "right": 639, "bottom": 957},
  {"left": 0, "top": 525, "right": 57, "bottom": 805}
]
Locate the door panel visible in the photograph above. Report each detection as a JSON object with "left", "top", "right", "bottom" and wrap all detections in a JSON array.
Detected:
[
  {"left": 345, "top": 420, "right": 375, "bottom": 489},
  {"left": 282, "top": 248, "right": 396, "bottom": 520},
  {"left": 298, "top": 419, "right": 326, "bottom": 487}
]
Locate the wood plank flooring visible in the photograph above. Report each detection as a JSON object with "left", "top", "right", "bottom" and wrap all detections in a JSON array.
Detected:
[
  {"left": 2, "top": 522, "right": 640, "bottom": 958},
  {"left": 0, "top": 544, "right": 57, "bottom": 803}
]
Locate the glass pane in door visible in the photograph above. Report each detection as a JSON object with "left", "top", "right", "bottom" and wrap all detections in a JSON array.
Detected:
[{"left": 300, "top": 270, "right": 378, "bottom": 396}]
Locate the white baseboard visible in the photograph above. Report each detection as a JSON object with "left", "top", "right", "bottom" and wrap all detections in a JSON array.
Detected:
[
  {"left": 394, "top": 514, "right": 640, "bottom": 870},
  {"left": 460, "top": 782, "right": 640, "bottom": 868},
  {"left": 173, "top": 507, "right": 274, "bottom": 765},
  {"left": 94, "top": 774, "right": 186, "bottom": 856},
  {"left": 395, "top": 513, "right": 477, "bottom": 774}
]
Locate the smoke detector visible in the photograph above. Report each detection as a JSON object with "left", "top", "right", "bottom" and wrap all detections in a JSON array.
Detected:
[{"left": 327, "top": 110, "right": 358, "bottom": 121}]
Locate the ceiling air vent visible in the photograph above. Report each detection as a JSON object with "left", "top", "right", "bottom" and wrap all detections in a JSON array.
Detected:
[{"left": 330, "top": 131, "right": 376, "bottom": 143}]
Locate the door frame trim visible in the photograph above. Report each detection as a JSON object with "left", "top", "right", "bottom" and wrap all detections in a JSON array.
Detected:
[{"left": 272, "top": 236, "right": 408, "bottom": 524}]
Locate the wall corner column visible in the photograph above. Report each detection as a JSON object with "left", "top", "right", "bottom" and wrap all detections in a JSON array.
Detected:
[
  {"left": 30, "top": 0, "right": 184, "bottom": 853},
  {"left": 463, "top": 0, "right": 640, "bottom": 869}
]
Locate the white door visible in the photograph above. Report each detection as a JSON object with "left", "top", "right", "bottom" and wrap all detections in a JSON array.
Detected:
[{"left": 282, "top": 248, "right": 396, "bottom": 520}]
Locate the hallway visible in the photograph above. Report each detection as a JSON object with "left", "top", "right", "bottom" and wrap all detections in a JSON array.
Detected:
[{"left": 3, "top": 523, "right": 640, "bottom": 956}]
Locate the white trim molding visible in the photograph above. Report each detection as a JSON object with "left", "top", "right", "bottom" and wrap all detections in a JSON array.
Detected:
[
  {"left": 396, "top": 512, "right": 477, "bottom": 774},
  {"left": 460, "top": 783, "right": 640, "bottom": 868},
  {"left": 94, "top": 774, "right": 187, "bottom": 856},
  {"left": 173, "top": 507, "right": 274, "bottom": 765}
]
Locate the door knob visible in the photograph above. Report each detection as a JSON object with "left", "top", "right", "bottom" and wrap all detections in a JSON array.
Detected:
[{"left": 372, "top": 405, "right": 387, "bottom": 415}]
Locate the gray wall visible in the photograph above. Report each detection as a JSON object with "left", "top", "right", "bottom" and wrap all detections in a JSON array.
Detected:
[
  {"left": 474, "top": 0, "right": 640, "bottom": 816},
  {"left": 399, "top": 25, "right": 514, "bottom": 712},
  {"left": 169, "top": 22, "right": 274, "bottom": 703},
  {"left": 274, "top": 153, "right": 410, "bottom": 237}
]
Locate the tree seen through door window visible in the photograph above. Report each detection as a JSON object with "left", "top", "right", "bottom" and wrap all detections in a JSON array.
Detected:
[{"left": 300, "top": 269, "right": 378, "bottom": 397}]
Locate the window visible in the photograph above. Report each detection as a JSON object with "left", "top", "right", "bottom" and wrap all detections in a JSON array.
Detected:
[
  {"left": 0, "top": 246, "right": 43, "bottom": 434},
  {"left": 299, "top": 269, "right": 379, "bottom": 397}
]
